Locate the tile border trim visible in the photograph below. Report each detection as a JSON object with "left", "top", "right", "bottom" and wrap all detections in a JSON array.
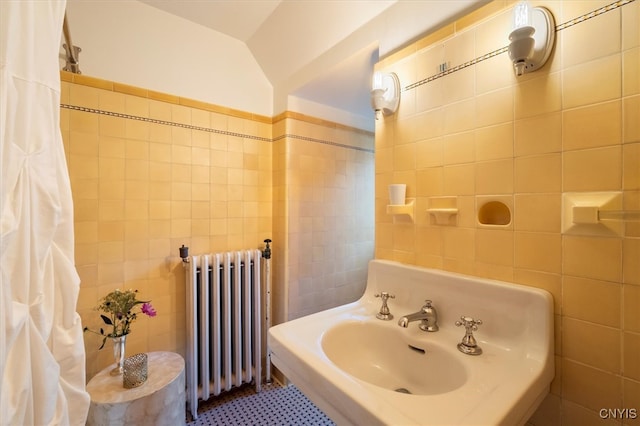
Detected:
[
  {"left": 272, "top": 134, "right": 375, "bottom": 154},
  {"left": 60, "top": 72, "right": 374, "bottom": 138},
  {"left": 61, "top": 103, "right": 272, "bottom": 142},
  {"left": 61, "top": 104, "right": 375, "bottom": 153},
  {"left": 404, "top": 0, "right": 636, "bottom": 91}
]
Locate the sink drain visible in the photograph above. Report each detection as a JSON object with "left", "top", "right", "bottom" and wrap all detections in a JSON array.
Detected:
[{"left": 395, "top": 388, "right": 412, "bottom": 394}]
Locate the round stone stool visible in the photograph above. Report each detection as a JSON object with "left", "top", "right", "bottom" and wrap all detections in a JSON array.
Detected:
[{"left": 86, "top": 351, "right": 185, "bottom": 426}]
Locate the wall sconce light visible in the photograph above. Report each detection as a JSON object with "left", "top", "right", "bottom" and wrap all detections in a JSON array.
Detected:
[
  {"left": 370, "top": 71, "right": 400, "bottom": 119},
  {"left": 508, "top": 1, "right": 555, "bottom": 77}
]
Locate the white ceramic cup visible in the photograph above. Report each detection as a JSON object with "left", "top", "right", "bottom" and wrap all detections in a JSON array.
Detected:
[{"left": 388, "top": 184, "right": 406, "bottom": 205}]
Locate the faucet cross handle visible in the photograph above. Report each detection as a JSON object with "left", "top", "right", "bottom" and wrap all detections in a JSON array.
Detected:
[
  {"left": 455, "top": 316, "right": 483, "bottom": 355},
  {"left": 455, "top": 316, "right": 482, "bottom": 331},
  {"left": 375, "top": 291, "right": 395, "bottom": 300},
  {"left": 374, "top": 292, "right": 395, "bottom": 321}
]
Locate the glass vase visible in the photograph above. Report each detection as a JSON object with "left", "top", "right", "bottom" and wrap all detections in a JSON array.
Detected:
[{"left": 110, "top": 335, "right": 127, "bottom": 376}]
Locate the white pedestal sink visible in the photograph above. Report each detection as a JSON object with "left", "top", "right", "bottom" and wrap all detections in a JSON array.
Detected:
[{"left": 269, "top": 260, "right": 554, "bottom": 425}]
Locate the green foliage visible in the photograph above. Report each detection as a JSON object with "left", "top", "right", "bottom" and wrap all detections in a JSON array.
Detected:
[{"left": 83, "top": 289, "right": 155, "bottom": 348}]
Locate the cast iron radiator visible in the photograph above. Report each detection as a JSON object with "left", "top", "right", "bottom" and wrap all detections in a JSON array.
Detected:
[{"left": 185, "top": 250, "right": 262, "bottom": 420}]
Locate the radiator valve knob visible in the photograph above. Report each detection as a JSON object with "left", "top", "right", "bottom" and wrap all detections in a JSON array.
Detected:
[
  {"left": 263, "top": 239, "right": 272, "bottom": 259},
  {"left": 179, "top": 245, "right": 189, "bottom": 263}
]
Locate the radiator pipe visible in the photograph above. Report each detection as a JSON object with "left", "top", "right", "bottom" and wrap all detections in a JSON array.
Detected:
[{"left": 263, "top": 239, "right": 272, "bottom": 383}]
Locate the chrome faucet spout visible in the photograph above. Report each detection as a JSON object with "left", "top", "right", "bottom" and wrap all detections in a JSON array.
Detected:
[
  {"left": 397, "top": 300, "right": 439, "bottom": 332},
  {"left": 398, "top": 312, "right": 431, "bottom": 328}
]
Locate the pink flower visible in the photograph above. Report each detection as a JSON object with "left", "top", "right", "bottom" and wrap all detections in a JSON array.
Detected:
[{"left": 141, "top": 302, "right": 157, "bottom": 317}]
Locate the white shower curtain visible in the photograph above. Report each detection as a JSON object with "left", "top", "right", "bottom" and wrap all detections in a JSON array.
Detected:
[{"left": 0, "top": 1, "right": 90, "bottom": 425}]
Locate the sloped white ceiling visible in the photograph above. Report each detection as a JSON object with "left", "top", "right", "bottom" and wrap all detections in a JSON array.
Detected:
[
  {"left": 139, "top": 0, "right": 282, "bottom": 42},
  {"left": 138, "top": 0, "right": 488, "bottom": 125},
  {"left": 246, "top": 1, "right": 395, "bottom": 87}
]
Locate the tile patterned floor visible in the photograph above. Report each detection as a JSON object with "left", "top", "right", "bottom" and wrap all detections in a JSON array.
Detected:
[{"left": 187, "top": 382, "right": 336, "bottom": 426}]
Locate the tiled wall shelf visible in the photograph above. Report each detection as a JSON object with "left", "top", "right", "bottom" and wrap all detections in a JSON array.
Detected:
[
  {"left": 427, "top": 196, "right": 458, "bottom": 225},
  {"left": 427, "top": 208, "right": 459, "bottom": 225},
  {"left": 386, "top": 198, "right": 415, "bottom": 221}
]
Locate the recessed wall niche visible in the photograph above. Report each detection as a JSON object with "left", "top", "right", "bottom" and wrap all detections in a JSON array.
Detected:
[{"left": 477, "top": 196, "right": 513, "bottom": 229}]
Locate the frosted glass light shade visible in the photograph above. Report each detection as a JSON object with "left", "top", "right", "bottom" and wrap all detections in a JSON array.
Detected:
[
  {"left": 512, "top": 1, "right": 532, "bottom": 29},
  {"left": 508, "top": 4, "right": 555, "bottom": 76},
  {"left": 370, "top": 72, "right": 400, "bottom": 117}
]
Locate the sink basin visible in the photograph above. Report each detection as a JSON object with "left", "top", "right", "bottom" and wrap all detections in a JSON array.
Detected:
[
  {"left": 269, "top": 260, "right": 554, "bottom": 425},
  {"left": 321, "top": 320, "right": 467, "bottom": 395}
]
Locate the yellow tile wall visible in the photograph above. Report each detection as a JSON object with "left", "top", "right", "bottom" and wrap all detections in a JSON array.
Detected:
[
  {"left": 374, "top": 1, "right": 640, "bottom": 424},
  {"left": 272, "top": 115, "right": 375, "bottom": 321},
  {"left": 62, "top": 74, "right": 274, "bottom": 378},
  {"left": 62, "top": 74, "right": 375, "bottom": 380}
]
